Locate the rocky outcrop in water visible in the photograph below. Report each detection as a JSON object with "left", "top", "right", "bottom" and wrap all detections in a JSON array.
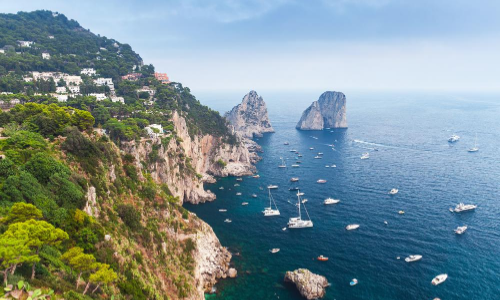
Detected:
[
  {"left": 284, "top": 268, "right": 329, "bottom": 300},
  {"left": 226, "top": 90, "right": 274, "bottom": 138},
  {"left": 296, "top": 91, "right": 347, "bottom": 130}
]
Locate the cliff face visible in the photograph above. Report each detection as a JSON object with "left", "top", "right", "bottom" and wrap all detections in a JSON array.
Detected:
[
  {"left": 122, "top": 111, "right": 255, "bottom": 204},
  {"left": 226, "top": 90, "right": 274, "bottom": 138},
  {"left": 296, "top": 91, "right": 347, "bottom": 130}
]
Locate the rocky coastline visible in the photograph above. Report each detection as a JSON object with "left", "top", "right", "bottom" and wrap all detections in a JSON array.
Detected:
[
  {"left": 284, "top": 268, "right": 329, "bottom": 299},
  {"left": 296, "top": 91, "right": 348, "bottom": 130}
]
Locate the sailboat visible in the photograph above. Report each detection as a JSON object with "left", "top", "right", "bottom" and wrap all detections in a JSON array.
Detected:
[
  {"left": 468, "top": 133, "right": 479, "bottom": 152},
  {"left": 288, "top": 190, "right": 313, "bottom": 228},
  {"left": 263, "top": 188, "right": 280, "bottom": 216},
  {"left": 278, "top": 157, "right": 287, "bottom": 168}
]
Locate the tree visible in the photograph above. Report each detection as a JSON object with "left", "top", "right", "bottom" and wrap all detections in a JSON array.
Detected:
[
  {"left": 24, "top": 152, "right": 70, "bottom": 185},
  {"left": 0, "top": 231, "right": 38, "bottom": 285},
  {"left": 70, "top": 109, "right": 95, "bottom": 131},
  {"left": 61, "top": 247, "right": 97, "bottom": 289},
  {"left": 2, "top": 219, "right": 69, "bottom": 279},
  {"left": 85, "top": 263, "right": 117, "bottom": 295},
  {"left": 1, "top": 203, "right": 42, "bottom": 224}
]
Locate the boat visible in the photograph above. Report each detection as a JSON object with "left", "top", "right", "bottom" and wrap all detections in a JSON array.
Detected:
[
  {"left": 242, "top": 202, "right": 249, "bottom": 206},
  {"left": 399, "top": 210, "right": 405, "bottom": 215},
  {"left": 252, "top": 174, "right": 260, "bottom": 178},
  {"left": 295, "top": 160, "right": 302, "bottom": 164},
  {"left": 325, "top": 165, "right": 330, "bottom": 168},
  {"left": 389, "top": 188, "right": 399, "bottom": 195},
  {"left": 314, "top": 156, "right": 322, "bottom": 159},
  {"left": 282, "top": 227, "right": 287, "bottom": 231},
  {"left": 298, "top": 154, "right": 303, "bottom": 157},
  {"left": 219, "top": 187, "right": 224, "bottom": 190},
  {"left": 224, "top": 219, "right": 232, "bottom": 223},
  {"left": 317, "top": 179, "right": 327, "bottom": 184},
  {"left": 278, "top": 157, "right": 286, "bottom": 168},
  {"left": 346, "top": 224, "right": 360, "bottom": 230},
  {"left": 452, "top": 203, "right": 477, "bottom": 213},
  {"left": 350, "top": 279, "right": 358, "bottom": 286},
  {"left": 219, "top": 209, "right": 227, "bottom": 212},
  {"left": 431, "top": 274, "right": 448, "bottom": 286},
  {"left": 317, "top": 255, "right": 328, "bottom": 261},
  {"left": 284, "top": 142, "right": 289, "bottom": 145},
  {"left": 290, "top": 149, "right": 297, "bottom": 152},
  {"left": 301, "top": 199, "right": 308, "bottom": 203},
  {"left": 290, "top": 177, "right": 299, "bottom": 182},
  {"left": 234, "top": 183, "right": 240, "bottom": 186},
  {"left": 468, "top": 133, "right": 479, "bottom": 152},
  {"left": 318, "top": 152, "right": 323, "bottom": 155},
  {"left": 405, "top": 255, "right": 422, "bottom": 263},
  {"left": 236, "top": 178, "right": 243, "bottom": 181},
  {"left": 331, "top": 164, "right": 336, "bottom": 167},
  {"left": 324, "top": 198, "right": 340, "bottom": 205},
  {"left": 252, "top": 194, "right": 257, "bottom": 198},
  {"left": 361, "top": 153, "right": 370, "bottom": 159},
  {"left": 270, "top": 248, "right": 280, "bottom": 253},
  {"left": 288, "top": 190, "right": 313, "bottom": 229},
  {"left": 289, "top": 187, "right": 300, "bottom": 191},
  {"left": 309, "top": 147, "right": 314, "bottom": 150},
  {"left": 384, "top": 221, "right": 388, "bottom": 225},
  {"left": 236, "top": 192, "right": 242, "bottom": 196},
  {"left": 291, "top": 164, "right": 300, "bottom": 167},
  {"left": 448, "top": 134, "right": 460, "bottom": 142},
  {"left": 263, "top": 188, "right": 280, "bottom": 217},
  {"left": 267, "top": 185, "right": 278, "bottom": 189},
  {"left": 455, "top": 225, "right": 468, "bottom": 234}
]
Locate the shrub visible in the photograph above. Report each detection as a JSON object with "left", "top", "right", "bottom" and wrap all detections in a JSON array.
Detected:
[{"left": 117, "top": 204, "right": 142, "bottom": 230}]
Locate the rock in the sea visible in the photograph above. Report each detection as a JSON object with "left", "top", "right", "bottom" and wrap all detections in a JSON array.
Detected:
[
  {"left": 228, "top": 268, "right": 237, "bottom": 278},
  {"left": 284, "top": 268, "right": 329, "bottom": 300},
  {"left": 226, "top": 90, "right": 274, "bottom": 138},
  {"left": 296, "top": 91, "right": 347, "bottom": 130}
]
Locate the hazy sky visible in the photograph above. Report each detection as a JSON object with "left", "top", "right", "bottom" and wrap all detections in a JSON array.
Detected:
[{"left": 2, "top": 0, "right": 500, "bottom": 92}]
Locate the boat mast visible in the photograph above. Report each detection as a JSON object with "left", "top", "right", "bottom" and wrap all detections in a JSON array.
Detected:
[{"left": 297, "top": 190, "right": 301, "bottom": 220}]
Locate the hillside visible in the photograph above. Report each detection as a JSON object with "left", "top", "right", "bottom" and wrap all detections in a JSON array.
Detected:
[{"left": 0, "top": 10, "right": 251, "bottom": 300}]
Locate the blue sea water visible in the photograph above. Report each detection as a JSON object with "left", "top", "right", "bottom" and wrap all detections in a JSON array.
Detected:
[{"left": 184, "top": 90, "right": 500, "bottom": 300}]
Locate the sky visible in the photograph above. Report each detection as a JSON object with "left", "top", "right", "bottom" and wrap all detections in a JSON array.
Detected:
[{"left": 2, "top": 0, "right": 500, "bottom": 93}]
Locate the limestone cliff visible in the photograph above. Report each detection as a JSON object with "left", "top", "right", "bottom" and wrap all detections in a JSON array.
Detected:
[
  {"left": 226, "top": 90, "right": 274, "bottom": 138},
  {"left": 296, "top": 91, "right": 347, "bottom": 130},
  {"left": 284, "top": 268, "right": 329, "bottom": 300}
]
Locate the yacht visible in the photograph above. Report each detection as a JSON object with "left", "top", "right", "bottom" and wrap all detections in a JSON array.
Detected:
[
  {"left": 292, "top": 164, "right": 300, "bottom": 167},
  {"left": 431, "top": 274, "right": 448, "bottom": 286},
  {"left": 331, "top": 164, "right": 337, "bottom": 168},
  {"left": 325, "top": 165, "right": 330, "bottom": 168},
  {"left": 318, "top": 152, "right": 324, "bottom": 155},
  {"left": 346, "top": 224, "right": 360, "bottom": 230},
  {"left": 267, "top": 185, "right": 278, "bottom": 189},
  {"left": 263, "top": 188, "right": 280, "bottom": 217},
  {"left": 455, "top": 225, "right": 468, "bottom": 234},
  {"left": 290, "top": 177, "right": 299, "bottom": 182},
  {"left": 224, "top": 219, "right": 232, "bottom": 223},
  {"left": 219, "top": 187, "right": 224, "bottom": 190},
  {"left": 252, "top": 194, "right": 257, "bottom": 198},
  {"left": 324, "top": 198, "right": 340, "bottom": 205},
  {"left": 384, "top": 221, "right": 388, "bottom": 225},
  {"left": 452, "top": 203, "right": 477, "bottom": 213},
  {"left": 361, "top": 153, "right": 370, "bottom": 159},
  {"left": 241, "top": 202, "right": 249, "bottom": 206},
  {"left": 236, "top": 192, "right": 242, "bottom": 196},
  {"left": 317, "top": 179, "right": 327, "bottom": 184},
  {"left": 284, "top": 142, "right": 289, "bottom": 145},
  {"left": 270, "top": 248, "right": 280, "bottom": 254},
  {"left": 295, "top": 160, "right": 302, "bottom": 164},
  {"left": 234, "top": 183, "right": 240, "bottom": 187},
  {"left": 399, "top": 210, "right": 405, "bottom": 215},
  {"left": 468, "top": 133, "right": 479, "bottom": 152},
  {"left": 317, "top": 255, "right": 328, "bottom": 261},
  {"left": 219, "top": 209, "right": 227, "bottom": 212},
  {"left": 288, "top": 190, "right": 313, "bottom": 229},
  {"left": 405, "top": 255, "right": 422, "bottom": 263},
  {"left": 314, "top": 156, "right": 322, "bottom": 159},
  {"left": 252, "top": 174, "right": 260, "bottom": 178},
  {"left": 301, "top": 199, "right": 308, "bottom": 204},
  {"left": 236, "top": 178, "right": 243, "bottom": 181},
  {"left": 290, "top": 149, "right": 297, "bottom": 152},
  {"left": 448, "top": 134, "right": 460, "bottom": 142},
  {"left": 298, "top": 154, "right": 303, "bottom": 157},
  {"left": 278, "top": 157, "right": 286, "bottom": 168},
  {"left": 389, "top": 188, "right": 399, "bottom": 195},
  {"left": 309, "top": 147, "right": 314, "bottom": 150}
]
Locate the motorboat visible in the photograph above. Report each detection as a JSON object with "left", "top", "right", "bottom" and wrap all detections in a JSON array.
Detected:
[
  {"left": 346, "top": 224, "right": 360, "bottom": 230},
  {"left": 317, "top": 255, "right": 328, "bottom": 261},
  {"left": 298, "top": 154, "right": 303, "bottom": 157},
  {"left": 242, "top": 202, "right": 249, "bottom": 206},
  {"left": 252, "top": 174, "right": 260, "bottom": 178},
  {"left": 289, "top": 187, "right": 299, "bottom": 191},
  {"left": 399, "top": 210, "right": 405, "bottom": 215},
  {"left": 270, "top": 248, "right": 280, "bottom": 253},
  {"left": 295, "top": 160, "right": 302, "bottom": 164},
  {"left": 219, "top": 187, "right": 224, "bottom": 190},
  {"left": 325, "top": 165, "right": 330, "bottom": 168},
  {"left": 452, "top": 203, "right": 477, "bottom": 213},
  {"left": 448, "top": 134, "right": 460, "bottom": 142},
  {"left": 361, "top": 153, "right": 370, "bottom": 159},
  {"left": 278, "top": 157, "right": 286, "bottom": 168},
  {"left": 301, "top": 199, "right": 308, "bottom": 204},
  {"left": 317, "top": 179, "right": 327, "bottom": 184},
  {"left": 431, "top": 274, "right": 448, "bottom": 286},
  {"left": 331, "top": 164, "right": 336, "bottom": 168},
  {"left": 350, "top": 279, "right": 358, "bottom": 286},
  {"left": 224, "top": 219, "right": 232, "bottom": 223},
  {"left": 455, "top": 225, "right": 468, "bottom": 234},
  {"left": 252, "top": 194, "right": 257, "bottom": 198},
  {"left": 389, "top": 188, "right": 399, "bottom": 195},
  {"left": 219, "top": 209, "right": 227, "bottom": 212},
  {"left": 234, "top": 183, "right": 240, "bottom": 186},
  {"left": 314, "top": 156, "right": 322, "bottom": 159},
  {"left": 236, "top": 192, "right": 242, "bottom": 196},
  {"left": 405, "top": 255, "right": 422, "bottom": 263},
  {"left": 263, "top": 188, "right": 280, "bottom": 216},
  {"left": 292, "top": 164, "right": 300, "bottom": 167},
  {"left": 297, "top": 192, "right": 305, "bottom": 196},
  {"left": 236, "top": 178, "right": 243, "bottom": 181},
  {"left": 267, "top": 185, "right": 278, "bottom": 189},
  {"left": 290, "top": 177, "right": 299, "bottom": 182},
  {"left": 318, "top": 152, "right": 324, "bottom": 155},
  {"left": 309, "top": 147, "right": 314, "bottom": 150},
  {"left": 288, "top": 190, "right": 313, "bottom": 229},
  {"left": 384, "top": 221, "right": 388, "bottom": 225},
  {"left": 290, "top": 149, "right": 297, "bottom": 152},
  {"left": 284, "top": 142, "right": 289, "bottom": 145},
  {"left": 324, "top": 198, "right": 340, "bottom": 205}
]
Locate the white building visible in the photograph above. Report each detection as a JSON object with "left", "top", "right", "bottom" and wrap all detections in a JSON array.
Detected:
[
  {"left": 18, "top": 41, "right": 34, "bottom": 47},
  {"left": 63, "top": 75, "right": 83, "bottom": 86},
  {"left": 80, "top": 68, "right": 96, "bottom": 76},
  {"left": 0, "top": 49, "right": 4, "bottom": 54},
  {"left": 137, "top": 86, "right": 156, "bottom": 96},
  {"left": 110, "top": 96, "right": 125, "bottom": 104},
  {"left": 145, "top": 124, "right": 164, "bottom": 138},
  {"left": 42, "top": 52, "right": 51, "bottom": 60},
  {"left": 23, "top": 77, "right": 33, "bottom": 82},
  {"left": 51, "top": 93, "right": 68, "bottom": 102},
  {"left": 68, "top": 86, "right": 80, "bottom": 94},
  {"left": 56, "top": 86, "right": 67, "bottom": 94},
  {"left": 88, "top": 93, "right": 107, "bottom": 101},
  {"left": 94, "top": 78, "right": 113, "bottom": 86}
]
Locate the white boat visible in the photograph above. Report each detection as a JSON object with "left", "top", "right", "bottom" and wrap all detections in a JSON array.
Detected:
[
  {"left": 309, "top": 147, "right": 314, "bottom": 150},
  {"left": 317, "top": 179, "right": 327, "bottom": 184},
  {"left": 290, "top": 149, "right": 297, "bottom": 152},
  {"left": 298, "top": 154, "right": 303, "bottom": 157},
  {"left": 224, "top": 219, "right": 232, "bottom": 223},
  {"left": 292, "top": 164, "right": 300, "bottom": 167},
  {"left": 290, "top": 177, "right": 299, "bottom": 182},
  {"left": 325, "top": 165, "right": 330, "bottom": 168},
  {"left": 219, "top": 209, "right": 227, "bottom": 212},
  {"left": 284, "top": 142, "right": 289, "bottom": 145},
  {"left": 297, "top": 192, "right": 305, "bottom": 196},
  {"left": 242, "top": 202, "right": 249, "bottom": 206},
  {"left": 448, "top": 134, "right": 460, "bottom": 142},
  {"left": 295, "top": 160, "right": 302, "bottom": 164},
  {"left": 252, "top": 194, "right": 257, "bottom": 198},
  {"left": 452, "top": 203, "right": 477, "bottom": 213},
  {"left": 331, "top": 164, "right": 336, "bottom": 168},
  {"left": 346, "top": 224, "right": 360, "bottom": 230},
  {"left": 236, "top": 178, "right": 243, "bottom": 181},
  {"left": 318, "top": 152, "right": 324, "bottom": 155},
  {"left": 288, "top": 190, "right": 313, "bottom": 229},
  {"left": 234, "top": 183, "right": 240, "bottom": 186},
  {"left": 219, "top": 187, "right": 224, "bottom": 190},
  {"left": 389, "top": 188, "right": 399, "bottom": 195},
  {"left": 267, "top": 185, "right": 278, "bottom": 189},
  {"left": 301, "top": 199, "right": 308, "bottom": 204},
  {"left": 455, "top": 225, "right": 468, "bottom": 234},
  {"left": 324, "top": 198, "right": 340, "bottom": 205},
  {"left": 350, "top": 278, "right": 358, "bottom": 286},
  {"left": 236, "top": 192, "right": 242, "bottom": 196},
  {"left": 314, "top": 156, "right": 322, "bottom": 159},
  {"left": 270, "top": 248, "right": 280, "bottom": 253},
  {"left": 431, "top": 274, "right": 448, "bottom": 286},
  {"left": 405, "top": 255, "right": 422, "bottom": 263},
  {"left": 361, "top": 153, "right": 370, "bottom": 159},
  {"left": 468, "top": 133, "right": 479, "bottom": 152},
  {"left": 384, "top": 221, "right": 388, "bottom": 225},
  {"left": 252, "top": 174, "right": 260, "bottom": 178},
  {"left": 278, "top": 157, "right": 286, "bottom": 168},
  {"left": 263, "top": 188, "right": 280, "bottom": 217}
]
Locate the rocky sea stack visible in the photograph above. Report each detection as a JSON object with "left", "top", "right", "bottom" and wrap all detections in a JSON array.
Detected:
[
  {"left": 296, "top": 91, "right": 347, "bottom": 130},
  {"left": 226, "top": 90, "right": 274, "bottom": 138},
  {"left": 284, "top": 268, "right": 329, "bottom": 299}
]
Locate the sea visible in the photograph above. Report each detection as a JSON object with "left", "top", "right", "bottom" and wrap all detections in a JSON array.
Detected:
[{"left": 184, "top": 90, "right": 500, "bottom": 300}]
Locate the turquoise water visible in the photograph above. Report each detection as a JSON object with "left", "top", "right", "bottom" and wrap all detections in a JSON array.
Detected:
[{"left": 185, "top": 91, "right": 500, "bottom": 300}]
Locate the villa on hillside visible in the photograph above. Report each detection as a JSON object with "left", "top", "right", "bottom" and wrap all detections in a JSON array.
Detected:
[
  {"left": 145, "top": 124, "right": 164, "bottom": 138},
  {"left": 122, "top": 73, "right": 142, "bottom": 81},
  {"left": 17, "top": 40, "right": 34, "bottom": 47},
  {"left": 154, "top": 72, "right": 170, "bottom": 84},
  {"left": 81, "top": 68, "right": 96, "bottom": 76},
  {"left": 42, "top": 52, "right": 51, "bottom": 59},
  {"left": 88, "top": 93, "right": 107, "bottom": 101},
  {"left": 137, "top": 86, "right": 156, "bottom": 96}
]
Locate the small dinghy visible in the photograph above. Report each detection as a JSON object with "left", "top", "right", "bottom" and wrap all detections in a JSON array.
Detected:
[
  {"left": 346, "top": 224, "right": 360, "bottom": 230},
  {"left": 241, "top": 202, "right": 249, "bottom": 206},
  {"left": 405, "top": 255, "right": 422, "bottom": 263},
  {"left": 219, "top": 209, "right": 227, "bottom": 212},
  {"left": 252, "top": 174, "right": 260, "bottom": 178},
  {"left": 224, "top": 219, "right": 232, "bottom": 223},
  {"left": 252, "top": 194, "right": 257, "bottom": 198},
  {"left": 236, "top": 178, "right": 243, "bottom": 182},
  {"left": 317, "top": 255, "right": 328, "bottom": 261},
  {"left": 236, "top": 192, "right": 242, "bottom": 196},
  {"left": 384, "top": 221, "right": 388, "bottom": 225},
  {"left": 350, "top": 278, "right": 358, "bottom": 286},
  {"left": 317, "top": 179, "right": 327, "bottom": 184},
  {"left": 282, "top": 227, "right": 287, "bottom": 231},
  {"left": 399, "top": 210, "right": 405, "bottom": 215},
  {"left": 455, "top": 225, "right": 467, "bottom": 234},
  {"left": 219, "top": 187, "right": 224, "bottom": 190},
  {"left": 431, "top": 274, "right": 448, "bottom": 286},
  {"left": 270, "top": 248, "right": 280, "bottom": 254}
]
